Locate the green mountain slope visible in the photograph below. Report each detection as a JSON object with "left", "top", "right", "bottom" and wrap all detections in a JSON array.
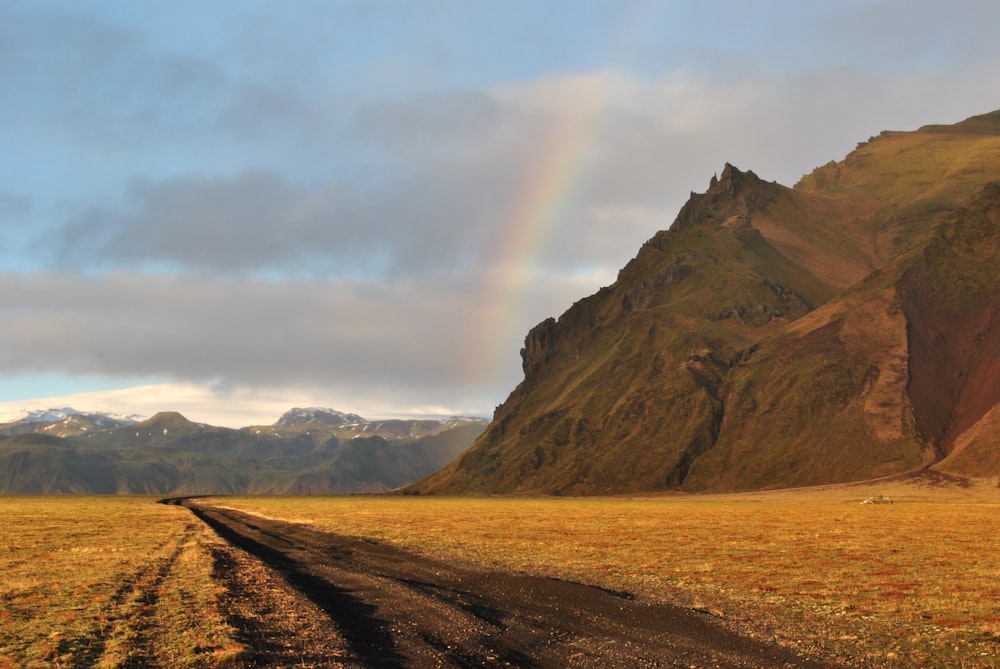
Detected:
[{"left": 413, "top": 110, "right": 1000, "bottom": 495}]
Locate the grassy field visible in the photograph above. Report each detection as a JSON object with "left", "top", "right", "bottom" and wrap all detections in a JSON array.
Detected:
[
  {"left": 213, "top": 478, "right": 1000, "bottom": 668},
  {"left": 2, "top": 479, "right": 997, "bottom": 668},
  {"left": 0, "top": 497, "right": 242, "bottom": 669}
]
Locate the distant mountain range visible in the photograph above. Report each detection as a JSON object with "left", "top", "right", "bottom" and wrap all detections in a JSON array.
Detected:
[
  {"left": 411, "top": 110, "right": 1000, "bottom": 495},
  {"left": 0, "top": 407, "right": 143, "bottom": 438},
  {"left": 0, "top": 407, "right": 486, "bottom": 494}
]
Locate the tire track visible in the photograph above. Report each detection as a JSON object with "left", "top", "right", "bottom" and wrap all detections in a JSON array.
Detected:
[
  {"left": 53, "top": 522, "right": 197, "bottom": 669},
  {"left": 181, "top": 499, "right": 845, "bottom": 669},
  {"left": 207, "top": 542, "right": 363, "bottom": 668},
  {"left": 191, "top": 504, "right": 406, "bottom": 668}
]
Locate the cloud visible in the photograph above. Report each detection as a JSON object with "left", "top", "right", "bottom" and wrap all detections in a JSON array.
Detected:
[
  {"left": 54, "top": 169, "right": 500, "bottom": 278},
  {"left": 0, "top": 382, "right": 387, "bottom": 428},
  {"left": 0, "top": 272, "right": 424, "bottom": 384},
  {"left": 0, "top": 269, "right": 586, "bottom": 406},
  {"left": 0, "top": 6, "right": 229, "bottom": 150},
  {"left": 0, "top": 193, "right": 31, "bottom": 217},
  {"left": 815, "top": 0, "right": 1000, "bottom": 71},
  {"left": 16, "top": 2, "right": 1000, "bottom": 284},
  {"left": 49, "top": 83, "right": 618, "bottom": 278},
  {"left": 59, "top": 172, "right": 343, "bottom": 274}
]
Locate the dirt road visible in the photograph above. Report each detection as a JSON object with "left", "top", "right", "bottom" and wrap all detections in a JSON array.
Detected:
[{"left": 174, "top": 499, "right": 842, "bottom": 668}]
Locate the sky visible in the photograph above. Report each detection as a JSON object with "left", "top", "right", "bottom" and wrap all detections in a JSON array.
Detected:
[{"left": 2, "top": 0, "right": 1000, "bottom": 427}]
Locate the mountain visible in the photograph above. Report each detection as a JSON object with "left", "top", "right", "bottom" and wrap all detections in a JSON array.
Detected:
[
  {"left": 273, "top": 407, "right": 366, "bottom": 427},
  {"left": 0, "top": 407, "right": 140, "bottom": 438},
  {"left": 411, "top": 110, "right": 1000, "bottom": 495},
  {"left": 0, "top": 409, "right": 487, "bottom": 494}
]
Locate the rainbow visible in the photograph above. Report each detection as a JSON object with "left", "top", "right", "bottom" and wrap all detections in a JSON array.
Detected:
[{"left": 465, "top": 77, "right": 610, "bottom": 385}]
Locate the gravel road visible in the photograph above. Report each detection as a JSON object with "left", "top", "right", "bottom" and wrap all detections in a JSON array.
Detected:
[{"left": 175, "top": 499, "right": 842, "bottom": 668}]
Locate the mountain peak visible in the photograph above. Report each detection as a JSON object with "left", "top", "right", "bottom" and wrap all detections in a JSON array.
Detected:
[
  {"left": 137, "top": 411, "right": 198, "bottom": 429},
  {"left": 671, "top": 163, "right": 768, "bottom": 233},
  {"left": 274, "top": 407, "right": 367, "bottom": 428},
  {"left": 708, "top": 162, "right": 759, "bottom": 195}
]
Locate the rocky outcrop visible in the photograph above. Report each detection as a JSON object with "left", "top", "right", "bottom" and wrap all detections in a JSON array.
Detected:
[{"left": 860, "top": 495, "right": 893, "bottom": 505}]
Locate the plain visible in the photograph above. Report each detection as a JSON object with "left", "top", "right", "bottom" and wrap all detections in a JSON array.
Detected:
[
  {"left": 1, "top": 477, "right": 997, "bottom": 668},
  {"left": 0, "top": 496, "right": 242, "bottom": 668}
]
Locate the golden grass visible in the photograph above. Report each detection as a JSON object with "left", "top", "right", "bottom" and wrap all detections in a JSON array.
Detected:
[
  {"left": 2, "top": 482, "right": 995, "bottom": 667},
  {"left": 0, "top": 497, "right": 242, "bottom": 669},
  {"left": 212, "top": 478, "right": 1000, "bottom": 668}
]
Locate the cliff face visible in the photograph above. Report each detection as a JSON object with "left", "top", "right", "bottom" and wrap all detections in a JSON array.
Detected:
[
  {"left": 413, "top": 111, "right": 1000, "bottom": 495},
  {"left": 899, "top": 183, "right": 1000, "bottom": 471}
]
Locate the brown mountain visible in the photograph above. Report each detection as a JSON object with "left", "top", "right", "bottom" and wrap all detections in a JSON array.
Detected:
[{"left": 412, "top": 110, "right": 1000, "bottom": 495}]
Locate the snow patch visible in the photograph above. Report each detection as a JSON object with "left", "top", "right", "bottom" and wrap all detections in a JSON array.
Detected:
[{"left": 0, "top": 406, "right": 142, "bottom": 425}]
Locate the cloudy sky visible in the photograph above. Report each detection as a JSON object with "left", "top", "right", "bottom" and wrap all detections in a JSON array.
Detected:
[{"left": 2, "top": 0, "right": 999, "bottom": 427}]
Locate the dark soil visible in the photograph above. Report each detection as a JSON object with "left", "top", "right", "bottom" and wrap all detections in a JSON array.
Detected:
[{"left": 174, "top": 499, "right": 843, "bottom": 668}]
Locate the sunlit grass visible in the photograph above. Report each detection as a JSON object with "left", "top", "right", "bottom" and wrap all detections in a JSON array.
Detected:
[
  {"left": 0, "top": 497, "right": 242, "bottom": 669},
  {"left": 214, "top": 480, "right": 1000, "bottom": 667},
  {"left": 2, "top": 485, "right": 995, "bottom": 668}
]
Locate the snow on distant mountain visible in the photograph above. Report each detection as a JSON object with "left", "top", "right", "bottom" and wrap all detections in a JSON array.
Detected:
[
  {"left": 273, "top": 407, "right": 367, "bottom": 428},
  {"left": 441, "top": 416, "right": 488, "bottom": 426},
  {"left": 0, "top": 407, "right": 143, "bottom": 429},
  {"left": 0, "top": 406, "right": 143, "bottom": 425}
]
